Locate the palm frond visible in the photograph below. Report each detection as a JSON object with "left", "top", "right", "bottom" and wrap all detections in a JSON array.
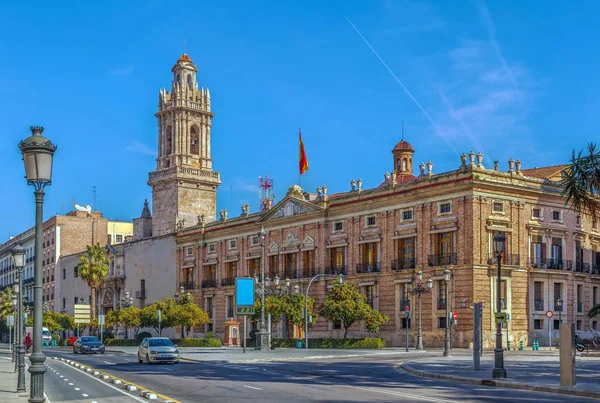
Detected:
[
  {"left": 589, "top": 303, "right": 600, "bottom": 319},
  {"left": 561, "top": 142, "right": 600, "bottom": 220}
]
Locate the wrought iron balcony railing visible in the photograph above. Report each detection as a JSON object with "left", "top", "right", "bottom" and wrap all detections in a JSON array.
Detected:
[
  {"left": 391, "top": 258, "right": 416, "bottom": 271},
  {"left": 179, "top": 281, "right": 195, "bottom": 290},
  {"left": 487, "top": 253, "right": 521, "bottom": 266},
  {"left": 324, "top": 266, "right": 347, "bottom": 275},
  {"left": 437, "top": 298, "right": 446, "bottom": 310},
  {"left": 221, "top": 277, "right": 235, "bottom": 287},
  {"left": 300, "top": 267, "right": 318, "bottom": 278},
  {"left": 356, "top": 262, "right": 381, "bottom": 274},
  {"left": 428, "top": 253, "right": 457, "bottom": 267},
  {"left": 201, "top": 279, "right": 217, "bottom": 289},
  {"left": 593, "top": 264, "right": 600, "bottom": 275},
  {"left": 534, "top": 299, "right": 544, "bottom": 311},
  {"left": 529, "top": 258, "right": 573, "bottom": 271},
  {"left": 574, "top": 261, "right": 590, "bottom": 273},
  {"left": 282, "top": 270, "right": 299, "bottom": 279}
]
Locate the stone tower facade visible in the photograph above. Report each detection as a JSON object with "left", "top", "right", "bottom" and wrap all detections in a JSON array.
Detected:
[{"left": 148, "top": 54, "right": 221, "bottom": 236}]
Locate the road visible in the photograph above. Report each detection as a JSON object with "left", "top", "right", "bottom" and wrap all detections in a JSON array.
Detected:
[{"left": 43, "top": 348, "right": 599, "bottom": 403}]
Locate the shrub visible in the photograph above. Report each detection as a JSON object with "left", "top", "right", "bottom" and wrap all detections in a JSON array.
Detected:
[
  {"left": 51, "top": 334, "right": 61, "bottom": 344},
  {"left": 101, "top": 331, "right": 113, "bottom": 342},
  {"left": 136, "top": 332, "right": 153, "bottom": 342},
  {"left": 204, "top": 331, "right": 217, "bottom": 339},
  {"left": 247, "top": 338, "right": 384, "bottom": 349},
  {"left": 176, "top": 338, "right": 222, "bottom": 347},
  {"left": 104, "top": 338, "right": 141, "bottom": 346}
]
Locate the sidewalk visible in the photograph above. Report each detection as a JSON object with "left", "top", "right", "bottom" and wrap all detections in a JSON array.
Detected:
[
  {"left": 0, "top": 356, "right": 30, "bottom": 402},
  {"left": 101, "top": 345, "right": 424, "bottom": 363},
  {"left": 401, "top": 351, "right": 600, "bottom": 399}
]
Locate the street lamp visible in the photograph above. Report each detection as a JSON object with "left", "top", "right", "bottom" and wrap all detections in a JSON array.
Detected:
[
  {"left": 410, "top": 270, "right": 433, "bottom": 350},
  {"left": 255, "top": 225, "right": 269, "bottom": 350},
  {"left": 120, "top": 291, "right": 133, "bottom": 308},
  {"left": 12, "top": 290, "right": 17, "bottom": 365},
  {"left": 443, "top": 268, "right": 452, "bottom": 357},
  {"left": 305, "top": 273, "right": 343, "bottom": 349},
  {"left": 492, "top": 233, "right": 507, "bottom": 378},
  {"left": 12, "top": 245, "right": 26, "bottom": 392},
  {"left": 19, "top": 125, "right": 56, "bottom": 403},
  {"left": 556, "top": 298, "right": 563, "bottom": 323}
]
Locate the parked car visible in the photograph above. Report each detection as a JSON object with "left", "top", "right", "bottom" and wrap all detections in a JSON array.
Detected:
[
  {"left": 73, "top": 336, "right": 105, "bottom": 354},
  {"left": 138, "top": 337, "right": 179, "bottom": 364}
]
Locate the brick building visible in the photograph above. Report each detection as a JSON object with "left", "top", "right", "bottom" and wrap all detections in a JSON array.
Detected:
[{"left": 175, "top": 138, "right": 600, "bottom": 346}]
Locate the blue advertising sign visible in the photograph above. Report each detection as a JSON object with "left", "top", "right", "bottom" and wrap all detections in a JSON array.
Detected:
[{"left": 235, "top": 278, "right": 255, "bottom": 315}]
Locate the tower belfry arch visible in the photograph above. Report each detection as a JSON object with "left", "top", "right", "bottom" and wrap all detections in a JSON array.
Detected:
[{"left": 148, "top": 54, "right": 222, "bottom": 236}]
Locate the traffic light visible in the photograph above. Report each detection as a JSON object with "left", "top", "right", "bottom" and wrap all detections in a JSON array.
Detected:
[{"left": 452, "top": 312, "right": 458, "bottom": 321}]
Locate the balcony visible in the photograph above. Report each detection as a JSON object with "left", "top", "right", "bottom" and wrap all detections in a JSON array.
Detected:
[
  {"left": 437, "top": 298, "right": 446, "bottom": 310},
  {"left": 428, "top": 253, "right": 457, "bottom": 267},
  {"left": 574, "top": 261, "right": 590, "bottom": 273},
  {"left": 135, "top": 289, "right": 146, "bottom": 299},
  {"left": 221, "top": 278, "right": 235, "bottom": 287},
  {"left": 487, "top": 254, "right": 521, "bottom": 266},
  {"left": 391, "top": 258, "right": 416, "bottom": 272},
  {"left": 179, "top": 281, "right": 196, "bottom": 290},
  {"left": 578, "top": 302, "right": 583, "bottom": 313},
  {"left": 300, "top": 267, "right": 318, "bottom": 278},
  {"left": 356, "top": 262, "right": 381, "bottom": 274},
  {"left": 593, "top": 264, "right": 600, "bottom": 275},
  {"left": 324, "top": 266, "right": 347, "bottom": 275},
  {"left": 528, "top": 258, "right": 573, "bottom": 270},
  {"left": 108, "top": 271, "right": 127, "bottom": 279},
  {"left": 282, "top": 270, "right": 299, "bottom": 280},
  {"left": 534, "top": 299, "right": 544, "bottom": 311},
  {"left": 201, "top": 279, "right": 217, "bottom": 289}
]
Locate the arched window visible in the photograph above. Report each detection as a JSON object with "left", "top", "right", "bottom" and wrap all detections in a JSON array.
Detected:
[
  {"left": 176, "top": 74, "right": 181, "bottom": 84},
  {"left": 190, "top": 127, "right": 199, "bottom": 155},
  {"left": 187, "top": 74, "right": 193, "bottom": 89},
  {"left": 166, "top": 126, "right": 173, "bottom": 155},
  {"left": 402, "top": 159, "right": 407, "bottom": 171},
  {"left": 397, "top": 158, "right": 401, "bottom": 171}
]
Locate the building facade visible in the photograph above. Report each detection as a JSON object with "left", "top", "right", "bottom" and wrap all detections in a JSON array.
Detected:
[{"left": 175, "top": 141, "right": 600, "bottom": 346}]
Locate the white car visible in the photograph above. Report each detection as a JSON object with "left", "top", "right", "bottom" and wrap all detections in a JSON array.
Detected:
[{"left": 138, "top": 337, "right": 180, "bottom": 365}]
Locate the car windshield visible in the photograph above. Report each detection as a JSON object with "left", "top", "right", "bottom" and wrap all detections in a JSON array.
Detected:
[
  {"left": 80, "top": 337, "right": 100, "bottom": 343},
  {"left": 42, "top": 331, "right": 50, "bottom": 336},
  {"left": 148, "top": 339, "right": 174, "bottom": 347}
]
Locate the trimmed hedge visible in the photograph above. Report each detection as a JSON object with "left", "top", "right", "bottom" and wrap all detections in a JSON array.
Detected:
[
  {"left": 104, "top": 337, "right": 222, "bottom": 347},
  {"left": 247, "top": 337, "right": 385, "bottom": 349}
]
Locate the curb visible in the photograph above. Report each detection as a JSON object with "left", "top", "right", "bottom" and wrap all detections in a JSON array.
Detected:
[{"left": 400, "top": 361, "right": 600, "bottom": 400}]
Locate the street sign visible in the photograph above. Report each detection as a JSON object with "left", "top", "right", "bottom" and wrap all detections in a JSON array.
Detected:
[
  {"left": 74, "top": 304, "right": 91, "bottom": 324},
  {"left": 6, "top": 315, "right": 14, "bottom": 327},
  {"left": 98, "top": 314, "right": 105, "bottom": 326},
  {"left": 495, "top": 312, "right": 506, "bottom": 323},
  {"left": 506, "top": 313, "right": 510, "bottom": 321},
  {"left": 545, "top": 310, "right": 554, "bottom": 319},
  {"left": 235, "top": 278, "right": 255, "bottom": 316}
]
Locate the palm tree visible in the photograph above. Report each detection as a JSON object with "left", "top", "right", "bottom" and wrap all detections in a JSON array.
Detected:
[
  {"left": 78, "top": 244, "right": 109, "bottom": 319},
  {"left": 561, "top": 143, "right": 600, "bottom": 220}
]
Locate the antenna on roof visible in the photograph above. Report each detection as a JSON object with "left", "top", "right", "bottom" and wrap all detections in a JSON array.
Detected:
[
  {"left": 184, "top": 37, "right": 186, "bottom": 54},
  {"left": 91, "top": 186, "right": 97, "bottom": 211},
  {"left": 402, "top": 120, "right": 404, "bottom": 141}
]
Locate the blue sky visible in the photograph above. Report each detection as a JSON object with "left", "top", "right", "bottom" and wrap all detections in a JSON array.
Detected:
[{"left": 1, "top": 0, "right": 598, "bottom": 241}]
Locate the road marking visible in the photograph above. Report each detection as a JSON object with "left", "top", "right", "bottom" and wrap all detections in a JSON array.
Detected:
[
  {"left": 68, "top": 383, "right": 73, "bottom": 385},
  {"left": 75, "top": 388, "right": 80, "bottom": 391},
  {"left": 82, "top": 394, "right": 89, "bottom": 397},
  {"left": 243, "top": 385, "right": 263, "bottom": 391},
  {"left": 163, "top": 368, "right": 173, "bottom": 371},
  {"left": 345, "top": 385, "right": 461, "bottom": 403},
  {"left": 59, "top": 375, "right": 63, "bottom": 378},
  {"left": 103, "top": 360, "right": 116, "bottom": 365}
]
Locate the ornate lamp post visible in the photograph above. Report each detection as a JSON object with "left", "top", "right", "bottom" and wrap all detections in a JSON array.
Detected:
[
  {"left": 11, "top": 245, "right": 26, "bottom": 392},
  {"left": 255, "top": 226, "right": 269, "bottom": 350},
  {"left": 443, "top": 268, "right": 452, "bottom": 357},
  {"left": 12, "top": 291, "right": 17, "bottom": 364},
  {"left": 410, "top": 270, "right": 433, "bottom": 350},
  {"left": 492, "top": 233, "right": 507, "bottom": 378},
  {"left": 18, "top": 125, "right": 57, "bottom": 403},
  {"left": 556, "top": 298, "right": 562, "bottom": 323}
]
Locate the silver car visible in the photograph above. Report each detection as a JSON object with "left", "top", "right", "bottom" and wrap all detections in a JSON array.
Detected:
[{"left": 138, "top": 337, "right": 180, "bottom": 364}]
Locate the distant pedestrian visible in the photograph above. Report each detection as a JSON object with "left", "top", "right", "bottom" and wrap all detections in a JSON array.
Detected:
[{"left": 24, "top": 333, "right": 32, "bottom": 354}]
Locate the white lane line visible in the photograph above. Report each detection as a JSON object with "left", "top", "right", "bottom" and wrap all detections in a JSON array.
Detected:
[
  {"left": 74, "top": 387, "right": 80, "bottom": 391},
  {"left": 243, "top": 385, "right": 263, "bottom": 391},
  {"left": 68, "top": 383, "right": 73, "bottom": 385},
  {"left": 59, "top": 375, "right": 63, "bottom": 378},
  {"left": 103, "top": 360, "right": 116, "bottom": 365},
  {"left": 345, "top": 385, "right": 461, "bottom": 403},
  {"left": 82, "top": 393, "right": 89, "bottom": 397},
  {"left": 163, "top": 368, "right": 173, "bottom": 371},
  {"left": 55, "top": 361, "right": 148, "bottom": 403}
]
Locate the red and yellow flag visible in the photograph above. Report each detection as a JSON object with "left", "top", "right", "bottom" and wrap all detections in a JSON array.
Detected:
[{"left": 299, "top": 129, "right": 309, "bottom": 175}]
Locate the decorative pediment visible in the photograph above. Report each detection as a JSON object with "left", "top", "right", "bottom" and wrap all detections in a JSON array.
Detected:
[
  {"left": 260, "top": 196, "right": 323, "bottom": 222},
  {"left": 486, "top": 217, "right": 512, "bottom": 232},
  {"left": 302, "top": 235, "right": 315, "bottom": 250},
  {"left": 284, "top": 231, "right": 299, "bottom": 247},
  {"left": 268, "top": 242, "right": 279, "bottom": 255}
]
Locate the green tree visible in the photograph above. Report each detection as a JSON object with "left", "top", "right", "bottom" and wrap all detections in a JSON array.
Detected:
[
  {"left": 0, "top": 287, "right": 15, "bottom": 321},
  {"left": 78, "top": 244, "right": 110, "bottom": 319},
  {"left": 589, "top": 304, "right": 600, "bottom": 319},
  {"left": 141, "top": 299, "right": 179, "bottom": 336},
  {"left": 173, "top": 301, "right": 209, "bottom": 339},
  {"left": 561, "top": 143, "right": 600, "bottom": 220},
  {"left": 119, "top": 306, "right": 142, "bottom": 338},
  {"left": 251, "top": 295, "right": 286, "bottom": 327},
  {"left": 319, "top": 282, "right": 389, "bottom": 338}
]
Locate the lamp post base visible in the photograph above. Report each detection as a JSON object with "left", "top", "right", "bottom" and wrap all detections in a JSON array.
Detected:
[
  {"left": 443, "top": 349, "right": 452, "bottom": 357},
  {"left": 17, "top": 344, "right": 26, "bottom": 392},
  {"left": 28, "top": 353, "right": 46, "bottom": 403},
  {"left": 492, "top": 348, "right": 506, "bottom": 378},
  {"left": 254, "top": 329, "right": 269, "bottom": 351}
]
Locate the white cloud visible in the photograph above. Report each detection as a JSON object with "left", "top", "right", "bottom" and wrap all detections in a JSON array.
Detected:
[{"left": 125, "top": 141, "right": 156, "bottom": 157}]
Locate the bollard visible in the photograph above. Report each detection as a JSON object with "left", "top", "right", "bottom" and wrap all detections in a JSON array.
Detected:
[
  {"left": 507, "top": 341, "right": 511, "bottom": 351},
  {"left": 519, "top": 340, "right": 524, "bottom": 350}
]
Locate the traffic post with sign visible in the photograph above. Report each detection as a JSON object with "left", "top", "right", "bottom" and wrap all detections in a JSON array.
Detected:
[
  {"left": 405, "top": 310, "right": 411, "bottom": 352},
  {"left": 6, "top": 315, "right": 14, "bottom": 352},
  {"left": 546, "top": 310, "right": 554, "bottom": 349},
  {"left": 98, "top": 314, "right": 105, "bottom": 342},
  {"left": 157, "top": 310, "right": 162, "bottom": 336},
  {"left": 235, "top": 278, "right": 256, "bottom": 354},
  {"left": 74, "top": 304, "right": 91, "bottom": 337}
]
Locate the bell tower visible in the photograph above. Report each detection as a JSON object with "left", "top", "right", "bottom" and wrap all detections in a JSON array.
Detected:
[{"left": 148, "top": 54, "right": 221, "bottom": 236}]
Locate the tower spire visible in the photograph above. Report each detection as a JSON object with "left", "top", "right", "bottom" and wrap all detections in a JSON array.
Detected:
[{"left": 402, "top": 120, "right": 404, "bottom": 141}]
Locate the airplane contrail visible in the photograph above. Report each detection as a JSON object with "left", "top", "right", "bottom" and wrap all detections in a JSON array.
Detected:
[{"left": 345, "top": 17, "right": 458, "bottom": 154}]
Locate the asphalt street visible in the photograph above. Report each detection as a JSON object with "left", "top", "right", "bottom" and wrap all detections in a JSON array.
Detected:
[{"left": 43, "top": 348, "right": 600, "bottom": 403}]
